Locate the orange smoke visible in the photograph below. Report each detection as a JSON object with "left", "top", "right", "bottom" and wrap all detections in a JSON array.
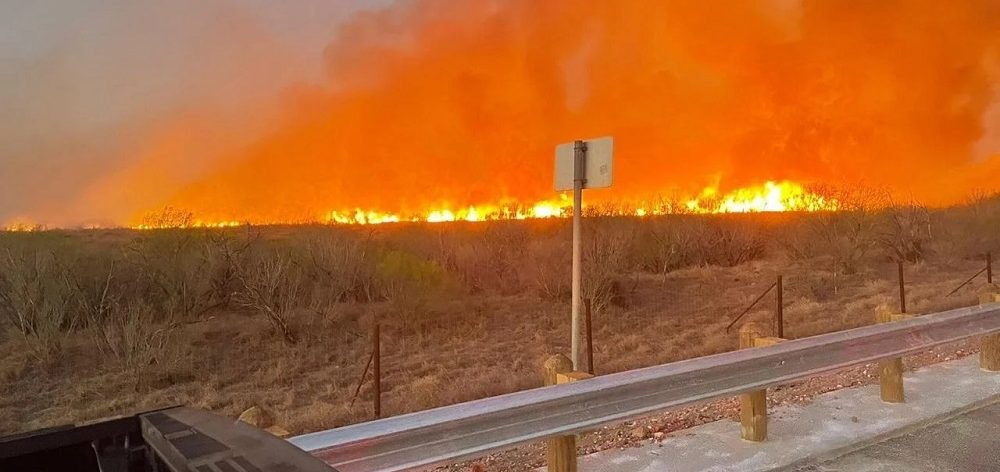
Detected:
[{"left": 61, "top": 1, "right": 1000, "bottom": 226}]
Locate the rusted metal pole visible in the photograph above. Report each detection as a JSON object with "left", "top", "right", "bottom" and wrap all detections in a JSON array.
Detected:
[
  {"left": 349, "top": 350, "right": 375, "bottom": 408},
  {"left": 373, "top": 322, "right": 381, "bottom": 419},
  {"left": 775, "top": 275, "right": 784, "bottom": 339},
  {"left": 947, "top": 267, "right": 987, "bottom": 297},
  {"left": 726, "top": 281, "right": 778, "bottom": 332},
  {"left": 570, "top": 141, "right": 587, "bottom": 370},
  {"left": 988, "top": 252, "right": 993, "bottom": 285},
  {"left": 585, "top": 299, "right": 594, "bottom": 375},
  {"left": 897, "top": 260, "right": 907, "bottom": 314}
]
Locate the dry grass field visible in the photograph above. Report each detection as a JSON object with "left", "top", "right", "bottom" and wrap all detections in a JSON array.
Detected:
[{"left": 2, "top": 193, "right": 999, "bottom": 439}]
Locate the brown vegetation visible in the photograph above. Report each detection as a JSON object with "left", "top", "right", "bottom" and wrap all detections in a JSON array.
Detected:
[{"left": 1, "top": 194, "right": 999, "bottom": 440}]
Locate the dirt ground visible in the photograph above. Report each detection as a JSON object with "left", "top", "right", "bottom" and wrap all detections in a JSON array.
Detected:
[
  {"left": 2, "top": 204, "right": 999, "bottom": 472},
  {"left": 1, "top": 252, "right": 989, "bottom": 436}
]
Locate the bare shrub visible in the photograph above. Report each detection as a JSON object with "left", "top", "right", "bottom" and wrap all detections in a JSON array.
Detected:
[
  {"left": 809, "top": 211, "right": 879, "bottom": 274},
  {"left": 234, "top": 252, "right": 301, "bottom": 343},
  {"left": 0, "top": 244, "right": 76, "bottom": 358},
  {"left": 779, "top": 187, "right": 885, "bottom": 290},
  {"left": 125, "top": 229, "right": 217, "bottom": 321},
  {"left": 445, "top": 239, "right": 488, "bottom": 293},
  {"left": 90, "top": 301, "right": 176, "bottom": 374},
  {"left": 526, "top": 220, "right": 633, "bottom": 311},
  {"left": 302, "top": 229, "right": 378, "bottom": 305},
  {"left": 479, "top": 223, "right": 529, "bottom": 293},
  {"left": 936, "top": 191, "right": 1000, "bottom": 259},
  {"left": 631, "top": 219, "right": 697, "bottom": 277},
  {"left": 203, "top": 229, "right": 258, "bottom": 308},
  {"left": 693, "top": 220, "right": 766, "bottom": 267},
  {"left": 528, "top": 234, "right": 571, "bottom": 300},
  {"left": 879, "top": 200, "right": 932, "bottom": 263},
  {"left": 441, "top": 223, "right": 530, "bottom": 295},
  {"left": 582, "top": 221, "right": 635, "bottom": 312}
]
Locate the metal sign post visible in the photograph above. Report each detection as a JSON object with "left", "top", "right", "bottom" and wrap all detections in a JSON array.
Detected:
[
  {"left": 555, "top": 136, "right": 613, "bottom": 369},
  {"left": 571, "top": 140, "right": 586, "bottom": 368}
]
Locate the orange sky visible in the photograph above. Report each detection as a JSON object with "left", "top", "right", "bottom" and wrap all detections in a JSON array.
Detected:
[{"left": 6, "top": 1, "right": 1000, "bottom": 226}]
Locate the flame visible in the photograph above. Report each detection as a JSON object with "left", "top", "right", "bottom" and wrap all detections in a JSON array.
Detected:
[
  {"left": 319, "top": 196, "right": 574, "bottom": 226},
  {"left": 686, "top": 181, "right": 837, "bottom": 214},
  {"left": 100, "top": 180, "right": 837, "bottom": 230},
  {"left": 0, "top": 180, "right": 839, "bottom": 231},
  {"left": 1, "top": 219, "right": 45, "bottom": 232},
  {"left": 132, "top": 220, "right": 243, "bottom": 230}
]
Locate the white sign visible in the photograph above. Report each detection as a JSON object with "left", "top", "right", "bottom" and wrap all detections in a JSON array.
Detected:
[{"left": 554, "top": 136, "right": 614, "bottom": 191}]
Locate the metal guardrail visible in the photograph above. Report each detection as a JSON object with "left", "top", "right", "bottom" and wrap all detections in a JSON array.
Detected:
[{"left": 290, "top": 303, "right": 1000, "bottom": 472}]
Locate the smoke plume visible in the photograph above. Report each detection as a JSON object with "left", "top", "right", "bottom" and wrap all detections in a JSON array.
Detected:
[{"left": 5, "top": 1, "right": 1000, "bottom": 225}]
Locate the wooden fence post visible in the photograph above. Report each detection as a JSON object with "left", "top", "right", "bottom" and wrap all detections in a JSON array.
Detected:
[
  {"left": 875, "top": 307, "right": 905, "bottom": 403},
  {"left": 545, "top": 355, "right": 576, "bottom": 472},
  {"left": 979, "top": 291, "right": 1000, "bottom": 371},
  {"left": 739, "top": 323, "right": 768, "bottom": 442}
]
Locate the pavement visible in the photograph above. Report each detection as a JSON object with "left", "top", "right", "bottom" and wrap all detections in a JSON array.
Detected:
[
  {"left": 576, "top": 356, "right": 1000, "bottom": 472},
  {"left": 784, "top": 401, "right": 1000, "bottom": 471}
]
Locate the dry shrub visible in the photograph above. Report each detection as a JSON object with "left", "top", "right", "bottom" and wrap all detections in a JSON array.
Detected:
[
  {"left": 878, "top": 200, "right": 932, "bottom": 263},
  {"left": 125, "top": 230, "right": 218, "bottom": 321},
  {"left": 692, "top": 220, "right": 766, "bottom": 267},
  {"left": 934, "top": 191, "right": 1000, "bottom": 259},
  {"left": 446, "top": 240, "right": 489, "bottom": 293},
  {"left": 630, "top": 219, "right": 697, "bottom": 277},
  {"left": 582, "top": 221, "right": 635, "bottom": 312},
  {"left": 234, "top": 251, "right": 302, "bottom": 343},
  {"left": 0, "top": 242, "right": 77, "bottom": 358},
  {"left": 202, "top": 229, "right": 258, "bottom": 308},
  {"left": 301, "top": 229, "right": 379, "bottom": 305},
  {"left": 778, "top": 188, "right": 886, "bottom": 284},
  {"left": 528, "top": 234, "right": 571, "bottom": 300},
  {"left": 441, "top": 223, "right": 530, "bottom": 295},
  {"left": 90, "top": 301, "right": 177, "bottom": 374},
  {"left": 478, "top": 223, "right": 530, "bottom": 294},
  {"left": 526, "top": 220, "right": 634, "bottom": 312}
]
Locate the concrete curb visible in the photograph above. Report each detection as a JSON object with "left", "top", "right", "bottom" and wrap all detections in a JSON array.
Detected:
[
  {"left": 576, "top": 356, "right": 1000, "bottom": 472},
  {"left": 775, "top": 394, "right": 1000, "bottom": 471}
]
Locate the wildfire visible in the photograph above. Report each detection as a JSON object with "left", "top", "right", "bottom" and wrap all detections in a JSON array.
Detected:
[
  {"left": 315, "top": 181, "right": 834, "bottom": 226},
  {"left": 685, "top": 181, "right": 837, "bottom": 214},
  {"left": 131, "top": 220, "right": 244, "bottom": 230},
  {"left": 322, "top": 195, "right": 574, "bottom": 225},
  {"left": 2, "top": 222, "right": 45, "bottom": 232},
  {"left": 2, "top": 180, "right": 840, "bottom": 231}
]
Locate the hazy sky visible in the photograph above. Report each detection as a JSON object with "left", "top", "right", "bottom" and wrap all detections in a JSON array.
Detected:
[
  {"left": 0, "top": 0, "right": 393, "bottom": 223},
  {"left": 2, "top": 1, "right": 999, "bottom": 226}
]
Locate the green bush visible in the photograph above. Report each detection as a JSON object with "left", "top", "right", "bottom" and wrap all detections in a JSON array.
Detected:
[{"left": 375, "top": 249, "right": 446, "bottom": 318}]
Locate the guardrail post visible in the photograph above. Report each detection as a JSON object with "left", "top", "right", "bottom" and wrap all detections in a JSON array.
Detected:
[
  {"left": 544, "top": 354, "right": 577, "bottom": 472},
  {"left": 875, "top": 306, "right": 906, "bottom": 403},
  {"left": 739, "top": 322, "right": 769, "bottom": 441},
  {"left": 542, "top": 355, "right": 595, "bottom": 471},
  {"left": 979, "top": 290, "right": 1000, "bottom": 371}
]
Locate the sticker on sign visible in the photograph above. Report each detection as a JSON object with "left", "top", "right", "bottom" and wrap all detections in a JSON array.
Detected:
[{"left": 554, "top": 136, "right": 614, "bottom": 191}]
